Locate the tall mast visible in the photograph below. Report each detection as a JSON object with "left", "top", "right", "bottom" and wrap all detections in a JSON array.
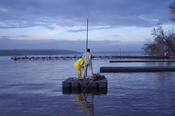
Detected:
[{"left": 86, "top": 19, "right": 88, "bottom": 51}]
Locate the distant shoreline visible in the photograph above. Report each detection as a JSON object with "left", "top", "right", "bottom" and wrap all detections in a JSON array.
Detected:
[
  {"left": 0, "top": 49, "right": 144, "bottom": 56},
  {"left": 0, "top": 49, "right": 80, "bottom": 56}
]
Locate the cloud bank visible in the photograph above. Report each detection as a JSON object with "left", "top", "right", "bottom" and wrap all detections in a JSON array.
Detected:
[{"left": 0, "top": 0, "right": 173, "bottom": 29}]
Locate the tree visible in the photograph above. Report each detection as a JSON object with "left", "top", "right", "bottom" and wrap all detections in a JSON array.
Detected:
[
  {"left": 169, "top": 2, "right": 175, "bottom": 21},
  {"left": 144, "top": 26, "right": 175, "bottom": 56}
]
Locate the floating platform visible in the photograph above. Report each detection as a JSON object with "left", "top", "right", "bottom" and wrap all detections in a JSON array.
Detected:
[
  {"left": 110, "top": 60, "right": 175, "bottom": 63},
  {"left": 62, "top": 75, "right": 107, "bottom": 95},
  {"left": 100, "top": 66, "right": 175, "bottom": 73}
]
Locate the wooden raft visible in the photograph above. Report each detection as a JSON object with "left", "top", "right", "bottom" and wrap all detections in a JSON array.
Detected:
[
  {"left": 100, "top": 66, "right": 175, "bottom": 72},
  {"left": 62, "top": 74, "right": 107, "bottom": 94}
]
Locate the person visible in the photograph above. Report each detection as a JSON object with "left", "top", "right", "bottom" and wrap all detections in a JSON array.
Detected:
[
  {"left": 82, "top": 49, "right": 93, "bottom": 78},
  {"left": 73, "top": 58, "right": 84, "bottom": 79}
]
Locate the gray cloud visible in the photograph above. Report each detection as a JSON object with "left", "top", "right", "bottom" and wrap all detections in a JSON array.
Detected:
[
  {"left": 68, "top": 26, "right": 112, "bottom": 32},
  {"left": 0, "top": 0, "right": 173, "bottom": 28},
  {"left": 0, "top": 35, "right": 30, "bottom": 39}
]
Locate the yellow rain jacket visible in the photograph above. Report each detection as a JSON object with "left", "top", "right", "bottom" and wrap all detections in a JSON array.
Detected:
[{"left": 74, "top": 58, "right": 84, "bottom": 78}]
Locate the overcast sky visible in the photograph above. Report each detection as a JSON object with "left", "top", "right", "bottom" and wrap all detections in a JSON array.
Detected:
[{"left": 0, "top": 0, "right": 175, "bottom": 44}]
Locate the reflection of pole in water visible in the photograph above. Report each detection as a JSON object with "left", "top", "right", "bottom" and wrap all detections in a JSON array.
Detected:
[{"left": 75, "top": 93, "right": 94, "bottom": 116}]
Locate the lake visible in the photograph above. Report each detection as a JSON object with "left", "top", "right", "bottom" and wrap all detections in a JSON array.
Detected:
[{"left": 0, "top": 56, "right": 175, "bottom": 116}]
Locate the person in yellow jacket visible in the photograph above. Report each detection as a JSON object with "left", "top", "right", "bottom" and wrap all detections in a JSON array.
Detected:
[{"left": 74, "top": 58, "right": 84, "bottom": 79}]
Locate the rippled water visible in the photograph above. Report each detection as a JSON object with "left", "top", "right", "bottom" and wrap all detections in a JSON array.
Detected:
[{"left": 0, "top": 56, "right": 175, "bottom": 116}]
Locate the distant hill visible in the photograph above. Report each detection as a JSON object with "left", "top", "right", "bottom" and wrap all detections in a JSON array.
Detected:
[
  {"left": 0, "top": 39, "right": 144, "bottom": 52},
  {"left": 0, "top": 49, "right": 80, "bottom": 56},
  {"left": 93, "top": 51, "right": 143, "bottom": 56}
]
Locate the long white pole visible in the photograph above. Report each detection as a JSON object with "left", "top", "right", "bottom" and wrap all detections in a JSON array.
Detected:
[{"left": 86, "top": 19, "right": 88, "bottom": 51}]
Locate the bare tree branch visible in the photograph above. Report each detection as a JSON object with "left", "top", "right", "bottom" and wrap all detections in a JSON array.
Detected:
[
  {"left": 144, "top": 26, "right": 175, "bottom": 56},
  {"left": 169, "top": 2, "right": 175, "bottom": 21}
]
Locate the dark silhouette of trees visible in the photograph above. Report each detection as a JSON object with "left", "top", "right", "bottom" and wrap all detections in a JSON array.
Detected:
[
  {"left": 169, "top": 2, "right": 175, "bottom": 21},
  {"left": 144, "top": 26, "right": 175, "bottom": 56},
  {"left": 144, "top": 3, "right": 175, "bottom": 56}
]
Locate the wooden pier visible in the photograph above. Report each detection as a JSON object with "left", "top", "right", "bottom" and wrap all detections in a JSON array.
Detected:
[
  {"left": 62, "top": 74, "right": 107, "bottom": 94},
  {"left": 100, "top": 66, "right": 175, "bottom": 73}
]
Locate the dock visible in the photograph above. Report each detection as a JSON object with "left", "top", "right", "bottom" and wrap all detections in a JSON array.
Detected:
[
  {"left": 100, "top": 66, "right": 175, "bottom": 73},
  {"left": 110, "top": 60, "right": 175, "bottom": 63},
  {"left": 62, "top": 74, "right": 107, "bottom": 94}
]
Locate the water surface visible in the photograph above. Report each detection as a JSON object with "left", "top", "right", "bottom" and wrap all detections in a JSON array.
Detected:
[{"left": 0, "top": 56, "right": 175, "bottom": 116}]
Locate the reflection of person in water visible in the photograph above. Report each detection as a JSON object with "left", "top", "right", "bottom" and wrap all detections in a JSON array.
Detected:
[{"left": 75, "top": 93, "right": 94, "bottom": 116}]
